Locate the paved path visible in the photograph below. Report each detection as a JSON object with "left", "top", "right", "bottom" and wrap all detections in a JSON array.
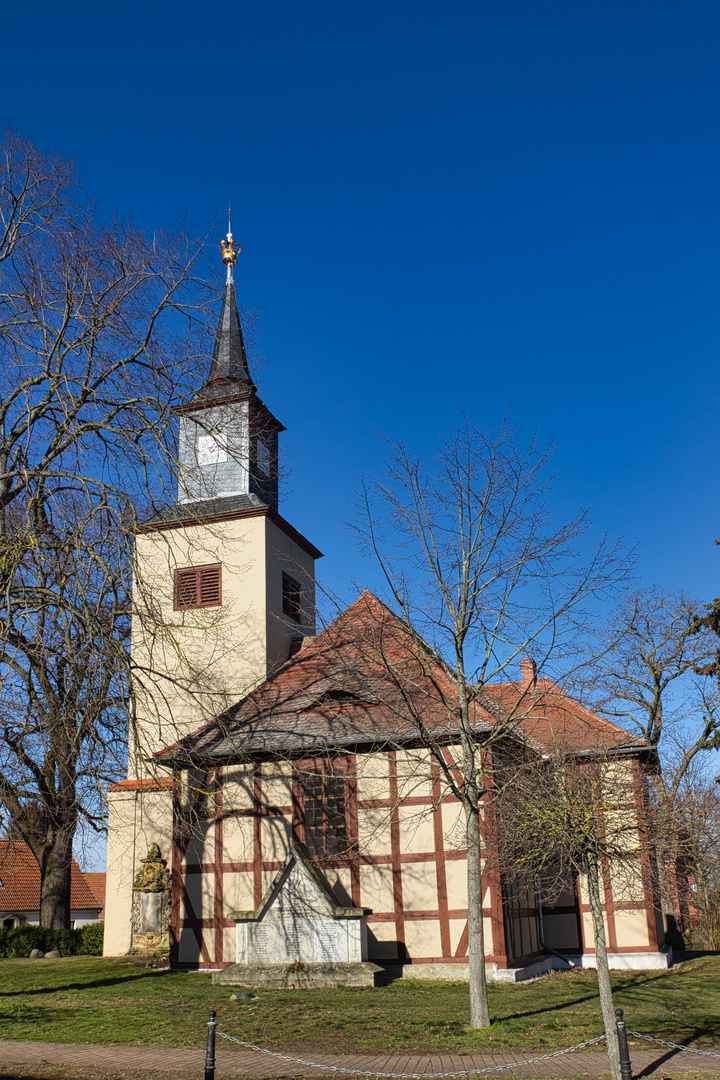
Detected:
[{"left": 2, "top": 1038, "right": 720, "bottom": 1078}]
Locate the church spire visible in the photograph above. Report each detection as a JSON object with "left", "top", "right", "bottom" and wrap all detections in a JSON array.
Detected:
[{"left": 199, "top": 215, "right": 256, "bottom": 397}]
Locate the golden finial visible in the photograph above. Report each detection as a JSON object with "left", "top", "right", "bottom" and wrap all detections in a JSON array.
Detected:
[{"left": 220, "top": 207, "right": 240, "bottom": 271}]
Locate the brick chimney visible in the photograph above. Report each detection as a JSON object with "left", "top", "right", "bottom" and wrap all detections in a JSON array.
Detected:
[{"left": 520, "top": 657, "right": 537, "bottom": 688}]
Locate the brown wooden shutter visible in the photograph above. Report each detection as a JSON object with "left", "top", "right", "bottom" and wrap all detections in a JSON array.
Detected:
[
  {"left": 198, "top": 564, "right": 221, "bottom": 607},
  {"left": 174, "top": 564, "right": 222, "bottom": 609}
]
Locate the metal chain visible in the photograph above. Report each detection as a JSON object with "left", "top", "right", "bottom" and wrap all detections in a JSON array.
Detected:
[
  {"left": 216, "top": 1030, "right": 608, "bottom": 1078},
  {"left": 627, "top": 1031, "right": 720, "bottom": 1061}
]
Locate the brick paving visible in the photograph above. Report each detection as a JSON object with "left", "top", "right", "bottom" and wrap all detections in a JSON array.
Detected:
[{"left": 3, "top": 1038, "right": 720, "bottom": 1078}]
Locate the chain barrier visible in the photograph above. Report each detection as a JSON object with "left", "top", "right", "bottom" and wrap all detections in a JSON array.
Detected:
[
  {"left": 216, "top": 1030, "right": 608, "bottom": 1078},
  {"left": 627, "top": 1031, "right": 720, "bottom": 1062}
]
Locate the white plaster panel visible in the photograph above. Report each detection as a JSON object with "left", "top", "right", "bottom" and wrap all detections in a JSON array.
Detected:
[
  {"left": 614, "top": 909, "right": 651, "bottom": 948},
  {"left": 260, "top": 814, "right": 291, "bottom": 863},
  {"left": 357, "top": 807, "right": 392, "bottom": 855},
  {"left": 403, "top": 919, "right": 442, "bottom": 959},
  {"left": 223, "top": 871, "right": 255, "bottom": 913},
  {"left": 397, "top": 806, "right": 436, "bottom": 855},
  {"left": 222, "top": 816, "right": 254, "bottom": 864},
  {"left": 359, "top": 864, "right": 395, "bottom": 914},
  {"left": 400, "top": 861, "right": 438, "bottom": 911}
]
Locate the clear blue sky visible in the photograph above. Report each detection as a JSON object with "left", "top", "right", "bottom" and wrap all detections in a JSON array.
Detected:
[{"left": 5, "top": 0, "right": 720, "bottom": 608}]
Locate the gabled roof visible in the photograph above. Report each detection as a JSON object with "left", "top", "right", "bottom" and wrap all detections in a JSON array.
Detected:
[
  {"left": 157, "top": 591, "right": 647, "bottom": 765},
  {"left": 0, "top": 842, "right": 101, "bottom": 914},
  {"left": 159, "top": 592, "right": 501, "bottom": 762}
]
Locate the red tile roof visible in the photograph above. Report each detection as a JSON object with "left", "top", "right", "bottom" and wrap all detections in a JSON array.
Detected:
[
  {"left": 107, "top": 777, "right": 173, "bottom": 793},
  {"left": 84, "top": 872, "right": 106, "bottom": 909},
  {"left": 158, "top": 591, "right": 644, "bottom": 764},
  {"left": 0, "top": 842, "right": 101, "bottom": 914}
]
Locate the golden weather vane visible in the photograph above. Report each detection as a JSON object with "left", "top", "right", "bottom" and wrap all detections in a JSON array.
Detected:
[{"left": 220, "top": 206, "right": 240, "bottom": 270}]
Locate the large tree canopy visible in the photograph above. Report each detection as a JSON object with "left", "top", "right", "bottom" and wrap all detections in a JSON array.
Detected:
[{"left": 0, "top": 129, "right": 214, "bottom": 925}]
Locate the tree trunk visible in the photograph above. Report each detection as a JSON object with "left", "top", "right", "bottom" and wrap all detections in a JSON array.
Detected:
[
  {"left": 466, "top": 801, "right": 490, "bottom": 1028},
  {"left": 587, "top": 860, "right": 620, "bottom": 1080},
  {"left": 39, "top": 830, "right": 74, "bottom": 929}
]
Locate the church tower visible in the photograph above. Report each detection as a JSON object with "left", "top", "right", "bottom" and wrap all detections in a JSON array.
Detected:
[{"left": 103, "top": 225, "right": 321, "bottom": 955}]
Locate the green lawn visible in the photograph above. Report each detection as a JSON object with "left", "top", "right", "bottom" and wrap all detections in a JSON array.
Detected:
[{"left": 1, "top": 955, "right": 719, "bottom": 1056}]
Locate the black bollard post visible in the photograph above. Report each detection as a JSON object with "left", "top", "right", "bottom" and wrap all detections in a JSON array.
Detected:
[
  {"left": 204, "top": 1010, "right": 217, "bottom": 1080},
  {"left": 615, "top": 1008, "right": 633, "bottom": 1080}
]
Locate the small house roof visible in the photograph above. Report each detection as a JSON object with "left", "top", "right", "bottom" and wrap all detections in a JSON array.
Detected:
[{"left": 0, "top": 842, "right": 101, "bottom": 914}]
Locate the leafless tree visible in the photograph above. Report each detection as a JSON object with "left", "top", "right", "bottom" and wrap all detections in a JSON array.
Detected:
[
  {"left": 0, "top": 128, "right": 216, "bottom": 926},
  {"left": 585, "top": 588, "right": 719, "bottom": 938},
  {"left": 497, "top": 750, "right": 646, "bottom": 1080},
  {"left": 354, "top": 417, "right": 629, "bottom": 1028}
]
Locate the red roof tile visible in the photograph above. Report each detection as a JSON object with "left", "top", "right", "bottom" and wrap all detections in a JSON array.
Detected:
[
  {"left": 0, "top": 842, "right": 101, "bottom": 914},
  {"left": 158, "top": 591, "right": 643, "bottom": 764}
]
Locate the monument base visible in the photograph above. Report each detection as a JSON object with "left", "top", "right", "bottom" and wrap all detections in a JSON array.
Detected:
[{"left": 213, "top": 961, "right": 384, "bottom": 989}]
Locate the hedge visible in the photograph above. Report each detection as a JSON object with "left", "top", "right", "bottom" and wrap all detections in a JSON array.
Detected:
[{"left": 0, "top": 922, "right": 104, "bottom": 958}]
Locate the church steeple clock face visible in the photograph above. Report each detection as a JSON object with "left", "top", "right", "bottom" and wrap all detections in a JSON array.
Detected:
[{"left": 197, "top": 431, "right": 228, "bottom": 466}]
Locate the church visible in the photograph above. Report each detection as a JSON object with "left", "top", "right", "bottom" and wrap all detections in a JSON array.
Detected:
[{"left": 103, "top": 229, "right": 669, "bottom": 979}]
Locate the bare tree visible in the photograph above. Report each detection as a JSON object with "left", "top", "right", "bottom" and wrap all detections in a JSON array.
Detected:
[
  {"left": 0, "top": 128, "right": 216, "bottom": 925},
  {"left": 354, "top": 417, "right": 628, "bottom": 1028},
  {"left": 496, "top": 750, "right": 646, "bottom": 1080},
  {"left": 586, "top": 588, "right": 719, "bottom": 939},
  {"left": 0, "top": 499, "right": 130, "bottom": 926}
]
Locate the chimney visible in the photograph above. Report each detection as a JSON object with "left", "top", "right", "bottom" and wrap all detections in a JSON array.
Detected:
[{"left": 520, "top": 658, "right": 537, "bottom": 689}]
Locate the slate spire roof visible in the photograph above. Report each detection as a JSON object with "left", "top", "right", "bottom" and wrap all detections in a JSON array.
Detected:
[
  {"left": 205, "top": 277, "right": 255, "bottom": 392},
  {"left": 191, "top": 219, "right": 256, "bottom": 402}
]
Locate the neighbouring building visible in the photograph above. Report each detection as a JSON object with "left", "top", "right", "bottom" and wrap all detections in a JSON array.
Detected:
[
  {"left": 103, "top": 228, "right": 669, "bottom": 978},
  {"left": 0, "top": 842, "right": 103, "bottom": 929}
]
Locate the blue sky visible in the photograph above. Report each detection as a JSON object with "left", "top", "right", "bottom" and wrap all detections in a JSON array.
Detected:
[{"left": 5, "top": 0, "right": 720, "bottom": 610}]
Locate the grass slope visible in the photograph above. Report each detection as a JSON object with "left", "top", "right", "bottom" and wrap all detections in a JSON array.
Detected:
[{"left": 1, "top": 955, "right": 719, "bottom": 1055}]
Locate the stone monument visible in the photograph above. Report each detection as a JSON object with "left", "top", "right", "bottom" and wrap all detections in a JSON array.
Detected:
[
  {"left": 214, "top": 844, "right": 382, "bottom": 988},
  {"left": 130, "top": 843, "right": 171, "bottom": 954}
]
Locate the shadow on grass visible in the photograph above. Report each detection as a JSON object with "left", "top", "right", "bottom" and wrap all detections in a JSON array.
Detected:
[{"left": 0, "top": 970, "right": 176, "bottom": 998}]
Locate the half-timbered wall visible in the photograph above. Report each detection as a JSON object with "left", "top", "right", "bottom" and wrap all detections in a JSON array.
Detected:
[{"left": 171, "top": 749, "right": 660, "bottom": 969}]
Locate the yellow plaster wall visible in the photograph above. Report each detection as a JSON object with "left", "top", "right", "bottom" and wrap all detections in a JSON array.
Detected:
[
  {"left": 131, "top": 516, "right": 269, "bottom": 767},
  {"left": 264, "top": 518, "right": 317, "bottom": 675},
  {"left": 261, "top": 762, "right": 294, "bottom": 807},
  {"left": 222, "top": 765, "right": 255, "bottom": 811},
  {"left": 260, "top": 813, "right": 292, "bottom": 862},
  {"left": 449, "top": 918, "right": 468, "bottom": 954},
  {"left": 357, "top": 807, "right": 392, "bottom": 855},
  {"left": 444, "top": 858, "right": 468, "bottom": 910},
  {"left": 356, "top": 752, "right": 391, "bottom": 802},
  {"left": 222, "top": 816, "right": 255, "bottom": 863},
  {"left": 223, "top": 926, "right": 237, "bottom": 963},
  {"left": 395, "top": 748, "right": 434, "bottom": 800}
]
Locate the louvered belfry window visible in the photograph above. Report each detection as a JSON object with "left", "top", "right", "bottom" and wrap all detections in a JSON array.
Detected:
[
  {"left": 282, "top": 572, "right": 301, "bottom": 622},
  {"left": 173, "top": 564, "right": 222, "bottom": 610}
]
